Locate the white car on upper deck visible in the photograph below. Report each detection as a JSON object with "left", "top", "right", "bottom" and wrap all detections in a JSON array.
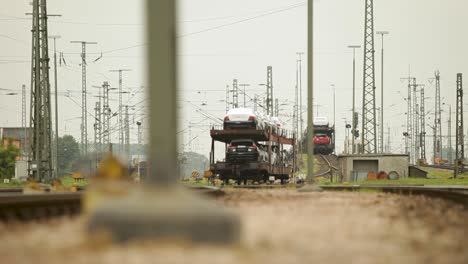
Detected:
[{"left": 223, "top": 108, "right": 265, "bottom": 130}]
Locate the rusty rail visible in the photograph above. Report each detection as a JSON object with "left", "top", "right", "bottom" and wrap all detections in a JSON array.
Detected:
[{"left": 321, "top": 185, "right": 468, "bottom": 206}]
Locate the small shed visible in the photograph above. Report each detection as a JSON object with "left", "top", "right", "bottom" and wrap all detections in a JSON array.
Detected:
[{"left": 338, "top": 154, "right": 409, "bottom": 182}]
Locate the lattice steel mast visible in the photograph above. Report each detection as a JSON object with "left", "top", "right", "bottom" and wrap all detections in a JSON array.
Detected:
[
  {"left": 420, "top": 85, "right": 426, "bottom": 163},
  {"left": 266, "top": 66, "right": 273, "bottom": 116},
  {"left": 102, "top": 82, "right": 111, "bottom": 152},
  {"left": 71, "top": 41, "right": 97, "bottom": 155},
  {"left": 110, "top": 69, "right": 131, "bottom": 155},
  {"left": 361, "top": 0, "right": 377, "bottom": 153},
  {"left": 232, "top": 79, "right": 239, "bottom": 109},
  {"left": 455, "top": 74, "right": 464, "bottom": 178},
  {"left": 29, "top": 0, "right": 53, "bottom": 182},
  {"left": 434, "top": 71, "right": 442, "bottom": 162},
  {"left": 448, "top": 105, "right": 452, "bottom": 165},
  {"left": 22, "top": 84, "right": 27, "bottom": 159}
]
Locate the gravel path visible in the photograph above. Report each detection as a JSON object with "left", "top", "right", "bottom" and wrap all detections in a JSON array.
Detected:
[{"left": 1, "top": 190, "right": 467, "bottom": 264}]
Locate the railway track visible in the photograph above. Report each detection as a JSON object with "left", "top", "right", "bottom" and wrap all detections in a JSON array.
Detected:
[
  {"left": 419, "top": 164, "right": 468, "bottom": 173},
  {"left": 0, "top": 192, "right": 82, "bottom": 222},
  {"left": 314, "top": 154, "right": 339, "bottom": 178},
  {"left": 321, "top": 185, "right": 468, "bottom": 206},
  {"left": 0, "top": 186, "right": 224, "bottom": 222}
]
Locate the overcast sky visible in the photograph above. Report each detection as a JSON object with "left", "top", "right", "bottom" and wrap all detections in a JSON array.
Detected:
[{"left": 1, "top": 0, "right": 468, "bottom": 158}]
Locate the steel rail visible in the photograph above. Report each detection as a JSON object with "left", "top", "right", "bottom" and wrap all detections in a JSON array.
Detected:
[{"left": 320, "top": 185, "right": 468, "bottom": 206}]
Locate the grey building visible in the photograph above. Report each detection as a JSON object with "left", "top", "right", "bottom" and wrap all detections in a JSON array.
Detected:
[{"left": 338, "top": 154, "right": 409, "bottom": 182}]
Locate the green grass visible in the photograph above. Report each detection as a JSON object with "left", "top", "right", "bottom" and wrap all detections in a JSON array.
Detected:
[
  {"left": 321, "top": 167, "right": 468, "bottom": 186},
  {"left": 0, "top": 180, "right": 23, "bottom": 188},
  {"left": 59, "top": 176, "right": 89, "bottom": 187}
]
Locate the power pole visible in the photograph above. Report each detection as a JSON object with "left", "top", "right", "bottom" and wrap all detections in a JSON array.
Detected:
[
  {"left": 306, "top": 0, "right": 314, "bottom": 182},
  {"left": 29, "top": 0, "right": 54, "bottom": 182},
  {"left": 455, "top": 74, "right": 464, "bottom": 178},
  {"left": 275, "top": 99, "right": 279, "bottom": 117},
  {"left": 294, "top": 59, "right": 299, "bottom": 138},
  {"left": 22, "top": 84, "right": 28, "bottom": 159},
  {"left": 434, "top": 71, "right": 442, "bottom": 162},
  {"left": 413, "top": 79, "right": 420, "bottom": 163},
  {"left": 71, "top": 40, "right": 97, "bottom": 155},
  {"left": 348, "top": 45, "right": 361, "bottom": 154},
  {"left": 266, "top": 66, "right": 273, "bottom": 116},
  {"left": 420, "top": 85, "right": 426, "bottom": 163},
  {"left": 361, "top": 0, "right": 377, "bottom": 153},
  {"left": 253, "top": 95, "right": 258, "bottom": 112},
  {"left": 386, "top": 125, "right": 391, "bottom": 153},
  {"left": 102, "top": 82, "right": 111, "bottom": 152},
  {"left": 239, "top": 83, "right": 250, "bottom": 108},
  {"left": 403, "top": 77, "right": 414, "bottom": 163},
  {"left": 48, "top": 35, "right": 60, "bottom": 177},
  {"left": 110, "top": 69, "right": 131, "bottom": 155},
  {"left": 376, "top": 31, "right": 389, "bottom": 153},
  {"left": 125, "top": 105, "right": 130, "bottom": 164},
  {"left": 297, "top": 52, "right": 304, "bottom": 138},
  {"left": 225, "top": 85, "right": 230, "bottom": 112},
  {"left": 94, "top": 101, "right": 102, "bottom": 166},
  {"left": 232, "top": 79, "right": 239, "bottom": 108},
  {"left": 448, "top": 105, "right": 452, "bottom": 165}
]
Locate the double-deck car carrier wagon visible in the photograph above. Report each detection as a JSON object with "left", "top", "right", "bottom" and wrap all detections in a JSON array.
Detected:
[{"left": 209, "top": 126, "right": 296, "bottom": 185}]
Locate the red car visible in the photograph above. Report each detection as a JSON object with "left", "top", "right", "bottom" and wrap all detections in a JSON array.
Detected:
[{"left": 313, "top": 135, "right": 331, "bottom": 145}]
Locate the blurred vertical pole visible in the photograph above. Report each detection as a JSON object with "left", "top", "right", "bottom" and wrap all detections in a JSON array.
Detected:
[
  {"left": 306, "top": 0, "right": 314, "bottom": 182},
  {"left": 147, "top": 0, "right": 177, "bottom": 186}
]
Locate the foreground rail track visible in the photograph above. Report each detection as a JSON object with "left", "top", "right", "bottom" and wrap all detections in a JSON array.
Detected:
[
  {"left": 0, "top": 186, "right": 224, "bottom": 222},
  {"left": 321, "top": 185, "right": 468, "bottom": 206},
  {"left": 0, "top": 193, "right": 82, "bottom": 222}
]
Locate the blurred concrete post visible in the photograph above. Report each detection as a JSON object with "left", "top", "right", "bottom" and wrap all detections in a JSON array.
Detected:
[
  {"left": 86, "top": 0, "right": 239, "bottom": 243},
  {"left": 147, "top": 0, "right": 177, "bottom": 186}
]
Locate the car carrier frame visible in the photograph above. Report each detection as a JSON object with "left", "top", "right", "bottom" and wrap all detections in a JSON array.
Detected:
[{"left": 209, "top": 126, "right": 296, "bottom": 184}]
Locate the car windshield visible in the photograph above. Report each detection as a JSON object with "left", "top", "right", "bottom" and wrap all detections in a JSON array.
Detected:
[{"left": 231, "top": 141, "right": 254, "bottom": 146}]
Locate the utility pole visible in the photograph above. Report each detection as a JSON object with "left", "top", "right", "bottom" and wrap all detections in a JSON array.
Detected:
[
  {"left": 348, "top": 45, "right": 361, "bottom": 154},
  {"left": 294, "top": 59, "right": 299, "bottom": 139},
  {"left": 376, "top": 31, "right": 389, "bottom": 153},
  {"left": 125, "top": 105, "right": 130, "bottom": 164},
  {"left": 386, "top": 125, "right": 391, "bottom": 153},
  {"left": 94, "top": 101, "right": 102, "bottom": 166},
  {"left": 253, "top": 95, "right": 258, "bottom": 112},
  {"left": 434, "top": 71, "right": 442, "bottom": 163},
  {"left": 225, "top": 85, "right": 230, "bottom": 112},
  {"left": 297, "top": 52, "right": 304, "bottom": 138},
  {"left": 110, "top": 69, "right": 131, "bottom": 155},
  {"left": 455, "top": 74, "right": 464, "bottom": 178},
  {"left": 275, "top": 99, "right": 279, "bottom": 117},
  {"left": 405, "top": 77, "right": 414, "bottom": 163},
  {"left": 361, "top": 0, "right": 377, "bottom": 154},
  {"left": 239, "top": 83, "right": 250, "bottom": 108},
  {"left": 48, "top": 35, "right": 60, "bottom": 177},
  {"left": 306, "top": 0, "right": 314, "bottom": 182},
  {"left": 413, "top": 79, "right": 420, "bottom": 163},
  {"left": 266, "top": 66, "right": 273, "bottom": 116},
  {"left": 420, "top": 85, "right": 426, "bottom": 163},
  {"left": 232, "top": 79, "right": 239, "bottom": 108},
  {"left": 29, "top": 0, "right": 55, "bottom": 182},
  {"left": 448, "top": 105, "right": 452, "bottom": 165},
  {"left": 71, "top": 40, "right": 97, "bottom": 155},
  {"left": 22, "top": 84, "right": 28, "bottom": 160},
  {"left": 102, "top": 82, "right": 111, "bottom": 152},
  {"left": 332, "top": 84, "right": 336, "bottom": 128}
]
